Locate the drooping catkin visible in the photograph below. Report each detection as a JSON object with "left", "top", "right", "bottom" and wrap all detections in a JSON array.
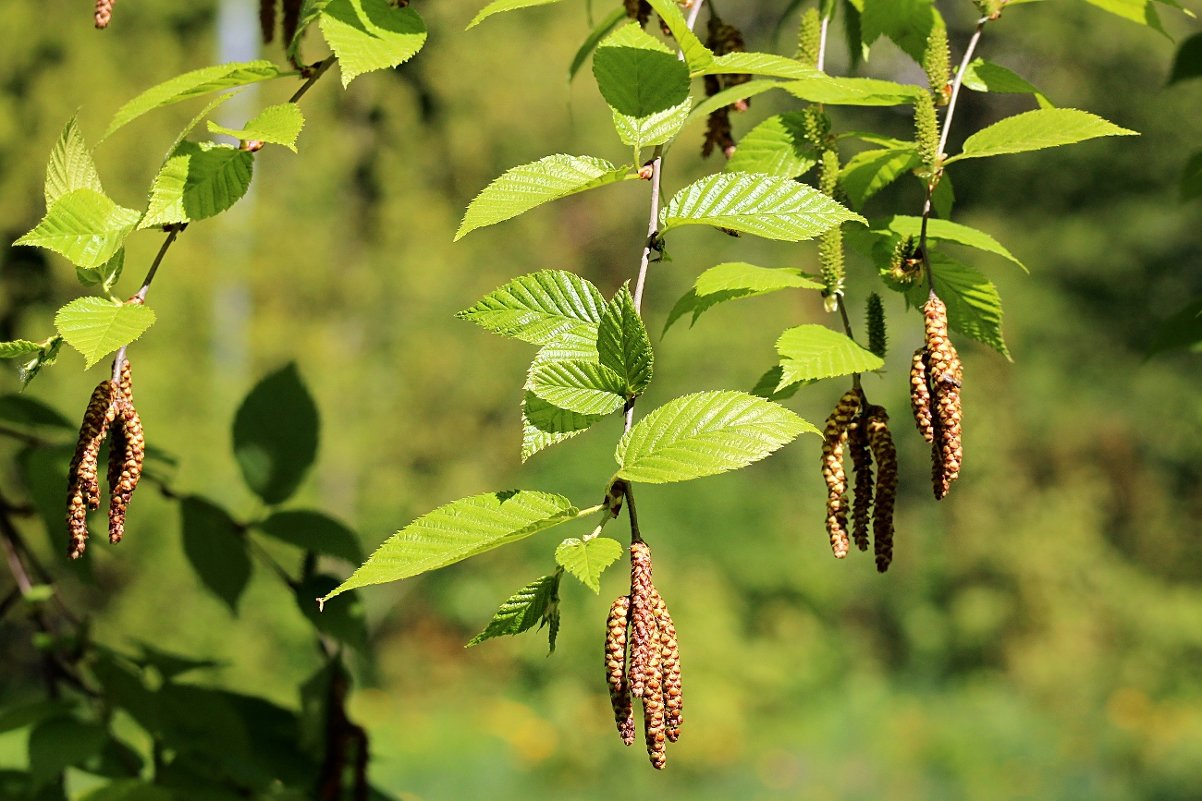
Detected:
[
  {"left": 866, "top": 293, "right": 887, "bottom": 359},
  {"left": 817, "top": 149, "right": 845, "bottom": 307},
  {"left": 796, "top": 9, "right": 822, "bottom": 67},
  {"left": 910, "top": 347, "right": 935, "bottom": 443},
  {"left": 915, "top": 91, "right": 941, "bottom": 170},
  {"left": 67, "top": 380, "right": 118, "bottom": 558},
  {"left": 848, "top": 417, "right": 873, "bottom": 553},
  {"left": 94, "top": 0, "right": 115, "bottom": 29},
  {"left": 651, "top": 590, "right": 683, "bottom": 743},
  {"left": 605, "top": 595, "right": 636, "bottom": 746},
  {"left": 864, "top": 406, "right": 898, "bottom": 572},
  {"left": 107, "top": 360, "right": 145, "bottom": 545},
  {"left": 821, "top": 388, "right": 863, "bottom": 558},
  {"left": 641, "top": 625, "right": 667, "bottom": 769},
  {"left": 628, "top": 542, "right": 656, "bottom": 698},
  {"left": 281, "top": 0, "right": 302, "bottom": 49},
  {"left": 259, "top": 0, "right": 277, "bottom": 43},
  {"left": 924, "top": 295, "right": 963, "bottom": 499},
  {"left": 922, "top": 24, "right": 951, "bottom": 104}
]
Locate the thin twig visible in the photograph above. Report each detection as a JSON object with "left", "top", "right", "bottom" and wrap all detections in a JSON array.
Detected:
[
  {"left": 112, "top": 225, "right": 182, "bottom": 380},
  {"left": 290, "top": 55, "right": 337, "bottom": 104},
  {"left": 816, "top": 15, "right": 830, "bottom": 72},
  {"left": 837, "top": 301, "right": 861, "bottom": 391}
]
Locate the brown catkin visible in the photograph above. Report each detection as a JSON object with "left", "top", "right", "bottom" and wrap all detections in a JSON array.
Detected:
[
  {"left": 910, "top": 347, "right": 935, "bottom": 443},
  {"left": 864, "top": 406, "right": 898, "bottom": 572},
  {"left": 640, "top": 626, "right": 667, "bottom": 769},
  {"left": 624, "top": 0, "right": 652, "bottom": 26},
  {"left": 924, "top": 295, "right": 963, "bottom": 499},
  {"left": 605, "top": 595, "right": 636, "bottom": 746},
  {"left": 107, "top": 360, "right": 145, "bottom": 545},
  {"left": 66, "top": 380, "right": 118, "bottom": 558},
  {"left": 848, "top": 416, "right": 873, "bottom": 553},
  {"left": 821, "top": 388, "right": 863, "bottom": 558},
  {"left": 628, "top": 542, "right": 656, "bottom": 698},
  {"left": 651, "top": 590, "right": 683, "bottom": 743},
  {"left": 281, "top": 0, "right": 302, "bottom": 49},
  {"left": 94, "top": 0, "right": 114, "bottom": 29},
  {"left": 259, "top": 0, "right": 277, "bottom": 44}
]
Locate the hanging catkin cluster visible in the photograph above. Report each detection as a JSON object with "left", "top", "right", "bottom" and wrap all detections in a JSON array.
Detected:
[
  {"left": 258, "top": 0, "right": 303, "bottom": 49},
  {"left": 701, "top": 12, "right": 750, "bottom": 159},
  {"left": 94, "top": 0, "right": 115, "bottom": 29},
  {"left": 822, "top": 390, "right": 900, "bottom": 571},
  {"left": 66, "top": 359, "right": 145, "bottom": 558},
  {"left": 605, "top": 542, "right": 682, "bottom": 769},
  {"left": 911, "top": 294, "right": 963, "bottom": 499},
  {"left": 624, "top": 0, "right": 653, "bottom": 27}
]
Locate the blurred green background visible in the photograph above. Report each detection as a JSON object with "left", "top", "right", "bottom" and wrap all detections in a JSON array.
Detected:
[{"left": 2, "top": 1, "right": 1201, "bottom": 799}]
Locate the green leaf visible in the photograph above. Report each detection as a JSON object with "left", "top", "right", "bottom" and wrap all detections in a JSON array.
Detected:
[
  {"left": 16, "top": 188, "right": 140, "bottom": 269},
  {"left": 839, "top": 146, "right": 920, "bottom": 208},
  {"left": 775, "top": 324, "right": 885, "bottom": 386},
  {"left": 783, "top": 75, "right": 921, "bottom": 106},
  {"left": 569, "top": 8, "right": 627, "bottom": 81},
  {"left": 1082, "top": 0, "right": 1166, "bottom": 32},
  {"left": 456, "top": 155, "right": 630, "bottom": 240},
  {"left": 597, "top": 286, "right": 653, "bottom": 396},
  {"left": 665, "top": 263, "right": 822, "bottom": 332},
  {"left": 54, "top": 298, "right": 156, "bottom": 368},
  {"left": 102, "top": 61, "right": 288, "bottom": 141},
  {"left": 28, "top": 716, "right": 108, "bottom": 788},
  {"left": 877, "top": 215, "right": 1026, "bottom": 271},
  {"left": 724, "top": 113, "right": 818, "bottom": 179},
  {"left": 467, "top": 0, "right": 562, "bottom": 29},
  {"left": 76, "top": 248, "right": 125, "bottom": 293},
  {"left": 689, "top": 79, "right": 785, "bottom": 120},
  {"left": 947, "top": 108, "right": 1138, "bottom": 164},
  {"left": 180, "top": 496, "right": 251, "bottom": 613},
  {"left": 207, "top": 103, "right": 306, "bottom": 151},
  {"left": 296, "top": 575, "right": 368, "bottom": 650},
  {"left": 555, "top": 537, "right": 622, "bottom": 592},
  {"left": 0, "top": 340, "right": 42, "bottom": 359},
  {"left": 1181, "top": 150, "right": 1202, "bottom": 202},
  {"left": 1148, "top": 296, "right": 1202, "bottom": 355},
  {"left": 289, "top": 0, "right": 332, "bottom": 62},
  {"left": 661, "top": 172, "right": 865, "bottom": 241},
  {"left": 466, "top": 574, "right": 559, "bottom": 647},
  {"left": 78, "top": 780, "right": 174, "bottom": 801},
  {"left": 17, "top": 337, "right": 64, "bottom": 390},
  {"left": 322, "top": 491, "right": 581, "bottom": 601},
  {"left": 931, "top": 171, "right": 955, "bottom": 219},
  {"left": 233, "top": 363, "right": 320, "bottom": 506},
  {"left": 1169, "top": 32, "right": 1202, "bottom": 84},
  {"left": 962, "top": 58, "right": 1053, "bottom": 107},
  {"left": 594, "top": 30, "right": 689, "bottom": 116},
  {"left": 319, "top": 0, "right": 427, "bottom": 87},
  {"left": 45, "top": 117, "right": 104, "bottom": 207},
  {"left": 141, "top": 142, "right": 254, "bottom": 229},
  {"left": 615, "top": 391, "right": 815, "bottom": 483},
  {"left": 905, "top": 256, "right": 1010, "bottom": 358},
  {"left": 701, "top": 52, "right": 820, "bottom": 80},
  {"left": 0, "top": 395, "right": 73, "bottom": 429},
  {"left": 521, "top": 391, "right": 603, "bottom": 461},
  {"left": 860, "top": 0, "right": 938, "bottom": 61},
  {"left": 528, "top": 360, "right": 626, "bottom": 415},
  {"left": 255, "top": 510, "right": 363, "bottom": 563},
  {"left": 457, "top": 269, "right": 606, "bottom": 345},
  {"left": 611, "top": 99, "right": 692, "bottom": 151},
  {"left": 644, "top": 0, "right": 713, "bottom": 73}
]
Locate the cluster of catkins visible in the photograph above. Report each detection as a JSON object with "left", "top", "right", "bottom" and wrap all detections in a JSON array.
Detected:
[
  {"left": 67, "top": 359, "right": 145, "bottom": 559},
  {"left": 821, "top": 387, "right": 899, "bottom": 572},
  {"left": 259, "top": 0, "right": 304, "bottom": 48},
  {"left": 604, "top": 541, "right": 683, "bottom": 769},
  {"left": 911, "top": 294, "right": 963, "bottom": 499},
  {"left": 94, "top": 0, "right": 114, "bottom": 29},
  {"left": 700, "top": 12, "right": 750, "bottom": 159}
]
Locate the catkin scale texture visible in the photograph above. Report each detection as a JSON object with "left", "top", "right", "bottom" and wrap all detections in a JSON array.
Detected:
[
  {"left": 605, "top": 595, "right": 635, "bottom": 746},
  {"left": 822, "top": 388, "right": 863, "bottom": 558},
  {"left": 865, "top": 407, "right": 898, "bottom": 572},
  {"left": 66, "top": 380, "right": 117, "bottom": 559}
]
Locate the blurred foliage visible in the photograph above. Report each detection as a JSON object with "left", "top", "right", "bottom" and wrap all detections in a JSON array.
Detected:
[{"left": 1, "top": 1, "right": 1201, "bottom": 799}]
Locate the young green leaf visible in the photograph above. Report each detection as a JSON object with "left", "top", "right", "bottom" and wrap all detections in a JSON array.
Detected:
[
  {"left": 597, "top": 287, "right": 653, "bottom": 396},
  {"left": 860, "top": 0, "right": 940, "bottom": 62},
  {"left": 615, "top": 391, "right": 816, "bottom": 484},
  {"left": 54, "top": 298, "right": 156, "bottom": 368},
  {"left": 467, "top": 0, "right": 562, "bottom": 29},
  {"left": 180, "top": 496, "right": 252, "bottom": 613},
  {"left": 45, "top": 117, "right": 104, "bottom": 207},
  {"left": 255, "top": 510, "right": 363, "bottom": 563},
  {"left": 322, "top": 491, "right": 581, "bottom": 602},
  {"left": 783, "top": 75, "right": 922, "bottom": 106},
  {"left": 233, "top": 363, "right": 320, "bottom": 506},
  {"left": 27, "top": 717, "right": 109, "bottom": 787},
  {"left": 521, "top": 391, "right": 604, "bottom": 461},
  {"left": 76, "top": 248, "right": 125, "bottom": 293},
  {"left": 141, "top": 142, "right": 254, "bottom": 229},
  {"left": 750, "top": 365, "right": 802, "bottom": 401},
  {"left": 665, "top": 263, "right": 822, "bottom": 332},
  {"left": 593, "top": 30, "right": 690, "bottom": 117},
  {"left": 724, "top": 113, "right": 818, "bottom": 179},
  {"left": 289, "top": 0, "right": 332, "bottom": 63},
  {"left": 1082, "top": 0, "right": 1166, "bottom": 33},
  {"left": 555, "top": 537, "right": 622, "bottom": 592},
  {"left": 689, "top": 79, "right": 786, "bottom": 120},
  {"left": 207, "top": 103, "right": 306, "bottom": 152},
  {"left": 319, "top": 0, "right": 428, "bottom": 87},
  {"left": 17, "top": 337, "right": 64, "bottom": 389},
  {"left": 961, "top": 58, "right": 1053, "bottom": 108},
  {"left": 839, "top": 147, "right": 920, "bottom": 209},
  {"left": 0, "top": 340, "right": 43, "bottom": 359},
  {"left": 946, "top": 108, "right": 1138, "bottom": 164},
  {"left": 877, "top": 215, "right": 1026, "bottom": 271},
  {"left": 644, "top": 0, "right": 714, "bottom": 74},
  {"left": 701, "top": 52, "right": 821, "bottom": 80},
  {"left": 611, "top": 99, "right": 693, "bottom": 151},
  {"left": 457, "top": 270, "right": 606, "bottom": 346},
  {"left": 528, "top": 360, "right": 626, "bottom": 416},
  {"left": 907, "top": 256, "right": 1010, "bottom": 359},
  {"left": 102, "top": 61, "right": 289, "bottom": 141},
  {"left": 466, "top": 574, "right": 560, "bottom": 648},
  {"left": 16, "top": 189, "right": 140, "bottom": 270},
  {"left": 775, "top": 324, "right": 885, "bottom": 387},
  {"left": 661, "top": 173, "right": 865, "bottom": 241},
  {"left": 569, "top": 8, "right": 627, "bottom": 81},
  {"left": 456, "top": 155, "right": 630, "bottom": 240}
]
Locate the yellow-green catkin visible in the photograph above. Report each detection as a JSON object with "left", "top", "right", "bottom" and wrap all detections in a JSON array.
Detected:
[
  {"left": 923, "top": 24, "right": 951, "bottom": 105},
  {"left": 818, "top": 149, "right": 845, "bottom": 309},
  {"left": 915, "top": 91, "right": 941, "bottom": 170},
  {"left": 796, "top": 9, "right": 822, "bottom": 67},
  {"left": 866, "top": 293, "right": 887, "bottom": 358}
]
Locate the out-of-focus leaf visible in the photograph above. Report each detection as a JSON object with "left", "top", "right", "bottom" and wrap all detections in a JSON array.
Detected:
[
  {"left": 179, "top": 496, "right": 252, "bottom": 613},
  {"left": 255, "top": 510, "right": 363, "bottom": 563},
  {"left": 467, "top": 573, "right": 560, "bottom": 648},
  {"left": 232, "top": 363, "right": 320, "bottom": 506}
]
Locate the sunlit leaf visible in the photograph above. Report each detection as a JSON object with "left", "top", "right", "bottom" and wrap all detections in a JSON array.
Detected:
[
  {"left": 466, "top": 573, "right": 560, "bottom": 648},
  {"left": 775, "top": 324, "right": 884, "bottom": 386},
  {"left": 16, "top": 189, "right": 139, "bottom": 270},
  {"left": 319, "top": 0, "right": 427, "bottom": 86},
  {"left": 207, "top": 103, "right": 306, "bottom": 151},
  {"left": 141, "top": 142, "right": 254, "bottom": 228},
  {"left": 555, "top": 537, "right": 622, "bottom": 592},
  {"left": 54, "top": 297, "right": 156, "bottom": 368},
  {"left": 665, "top": 263, "right": 822, "bottom": 332},
  {"left": 946, "top": 108, "right": 1137, "bottom": 164},
  {"left": 45, "top": 116, "right": 104, "bottom": 207},
  {"left": 467, "top": 0, "right": 562, "bottom": 29}
]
